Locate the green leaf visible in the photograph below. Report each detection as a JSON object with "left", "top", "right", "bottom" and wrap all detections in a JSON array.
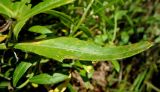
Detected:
[
  {"left": 44, "top": 10, "right": 73, "bottom": 27},
  {"left": 0, "top": 81, "right": 9, "bottom": 88},
  {"left": 21, "top": 0, "right": 74, "bottom": 20},
  {"left": 13, "top": 62, "right": 32, "bottom": 87},
  {"left": 0, "top": 43, "right": 6, "bottom": 49},
  {"left": 0, "top": 0, "right": 14, "bottom": 17},
  {"left": 115, "top": 10, "right": 127, "bottom": 20},
  {"left": 110, "top": 60, "right": 120, "bottom": 72},
  {"left": 130, "top": 70, "right": 148, "bottom": 91},
  {"left": 13, "top": 0, "right": 74, "bottom": 39},
  {"left": 12, "top": 0, "right": 31, "bottom": 19},
  {"left": 29, "top": 25, "right": 52, "bottom": 34},
  {"left": 79, "top": 24, "right": 93, "bottom": 37},
  {"left": 0, "top": 0, "right": 12, "bottom": 7},
  {"left": 121, "top": 31, "right": 129, "bottom": 44},
  {"left": 29, "top": 73, "right": 68, "bottom": 84},
  {"left": 14, "top": 37, "right": 152, "bottom": 62}
]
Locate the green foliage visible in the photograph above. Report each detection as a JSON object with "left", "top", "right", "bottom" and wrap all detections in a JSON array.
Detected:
[
  {"left": 44, "top": 10, "right": 73, "bottom": 27},
  {"left": 29, "top": 73, "right": 68, "bottom": 84},
  {"left": 13, "top": 62, "right": 32, "bottom": 87},
  {"left": 29, "top": 25, "right": 52, "bottom": 34},
  {"left": 0, "top": 0, "right": 159, "bottom": 91},
  {"left": 13, "top": 0, "right": 74, "bottom": 38},
  {"left": 14, "top": 37, "right": 152, "bottom": 61}
]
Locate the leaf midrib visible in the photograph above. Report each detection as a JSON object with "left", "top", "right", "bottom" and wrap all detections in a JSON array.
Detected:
[{"left": 15, "top": 42, "right": 151, "bottom": 57}]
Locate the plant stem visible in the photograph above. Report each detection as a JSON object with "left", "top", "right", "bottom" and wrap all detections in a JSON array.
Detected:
[
  {"left": 112, "top": 16, "right": 117, "bottom": 42},
  {"left": 145, "top": 81, "right": 160, "bottom": 92},
  {"left": 70, "top": 0, "right": 94, "bottom": 36},
  {"left": 17, "top": 79, "right": 30, "bottom": 89},
  {"left": 17, "top": 73, "right": 34, "bottom": 89},
  {"left": 0, "top": 73, "right": 11, "bottom": 80}
]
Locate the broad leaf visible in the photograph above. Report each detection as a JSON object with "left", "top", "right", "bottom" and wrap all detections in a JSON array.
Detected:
[
  {"left": 14, "top": 0, "right": 74, "bottom": 38},
  {"left": 29, "top": 25, "right": 52, "bottom": 34},
  {"left": 14, "top": 37, "right": 152, "bottom": 62},
  {"left": 29, "top": 73, "right": 68, "bottom": 84},
  {"left": 13, "top": 62, "right": 32, "bottom": 87}
]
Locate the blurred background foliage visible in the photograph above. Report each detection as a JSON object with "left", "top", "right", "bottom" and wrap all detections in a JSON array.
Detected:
[{"left": 0, "top": 0, "right": 160, "bottom": 92}]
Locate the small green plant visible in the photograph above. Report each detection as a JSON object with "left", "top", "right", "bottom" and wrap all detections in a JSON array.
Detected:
[{"left": 0, "top": 0, "right": 154, "bottom": 91}]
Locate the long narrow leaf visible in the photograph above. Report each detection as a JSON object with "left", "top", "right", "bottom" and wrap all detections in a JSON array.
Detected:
[
  {"left": 14, "top": 37, "right": 152, "bottom": 62},
  {"left": 13, "top": 0, "right": 74, "bottom": 38},
  {"left": 44, "top": 10, "right": 73, "bottom": 27},
  {"left": 13, "top": 62, "right": 32, "bottom": 87},
  {"left": 12, "top": 0, "right": 31, "bottom": 19},
  {"left": 0, "top": 0, "right": 14, "bottom": 17}
]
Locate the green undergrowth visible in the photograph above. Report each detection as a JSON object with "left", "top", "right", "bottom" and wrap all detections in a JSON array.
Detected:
[{"left": 0, "top": 0, "right": 159, "bottom": 92}]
